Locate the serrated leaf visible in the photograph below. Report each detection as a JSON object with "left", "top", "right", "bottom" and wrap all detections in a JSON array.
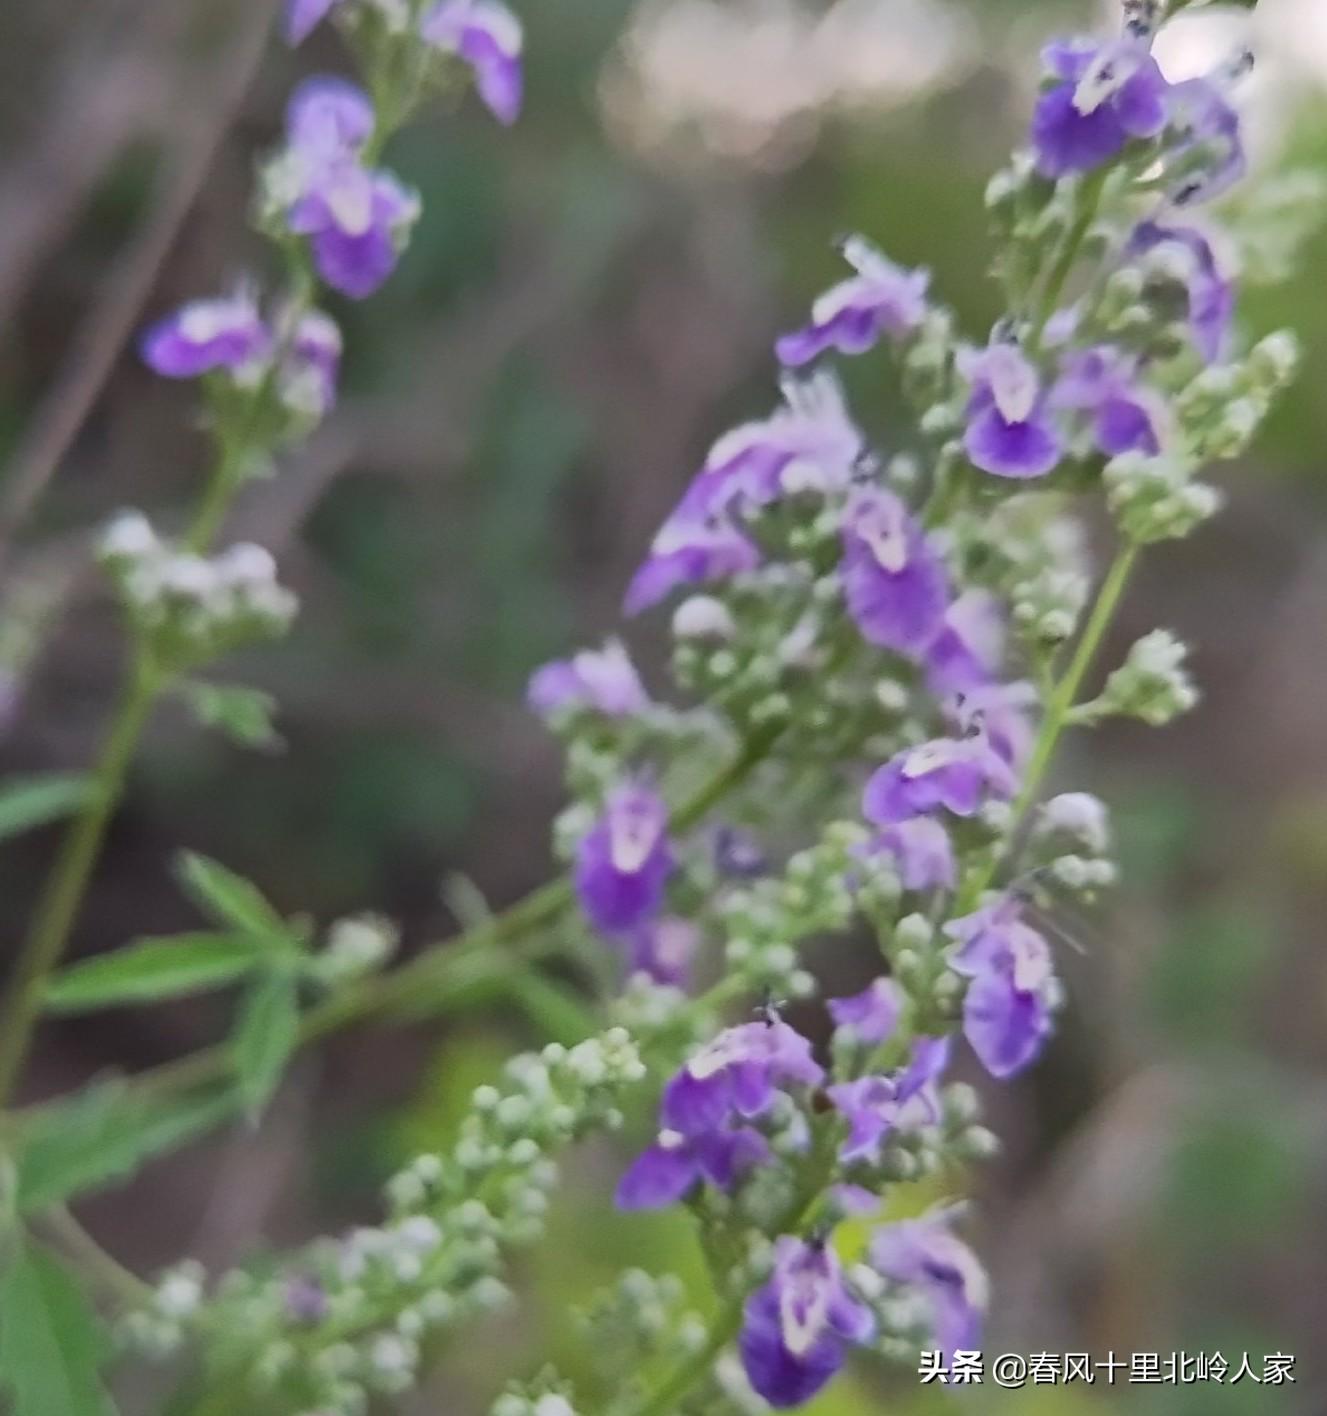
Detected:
[
  {"left": 44, "top": 934, "right": 263, "bottom": 1014},
  {"left": 174, "top": 852, "right": 289, "bottom": 940},
  {"left": 0, "top": 774, "right": 92, "bottom": 842},
  {"left": 233, "top": 974, "right": 299, "bottom": 1113},
  {"left": 17, "top": 1083, "right": 239, "bottom": 1215},
  {"left": 179, "top": 681, "right": 283, "bottom": 752},
  {"left": 0, "top": 1239, "right": 116, "bottom": 1416}
]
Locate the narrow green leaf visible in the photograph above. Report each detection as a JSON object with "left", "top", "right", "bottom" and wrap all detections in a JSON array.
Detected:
[
  {"left": 44, "top": 934, "right": 263, "bottom": 1014},
  {"left": 0, "top": 1239, "right": 116, "bottom": 1416},
  {"left": 17, "top": 1083, "right": 240, "bottom": 1215},
  {"left": 233, "top": 974, "right": 300, "bottom": 1112},
  {"left": 179, "top": 681, "right": 283, "bottom": 752},
  {"left": 505, "top": 970, "right": 600, "bottom": 1047},
  {"left": 174, "top": 852, "right": 288, "bottom": 939},
  {"left": 0, "top": 774, "right": 92, "bottom": 842}
]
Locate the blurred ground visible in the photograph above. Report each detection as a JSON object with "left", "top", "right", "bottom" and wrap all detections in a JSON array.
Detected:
[{"left": 1, "top": 0, "right": 1326, "bottom": 1412}]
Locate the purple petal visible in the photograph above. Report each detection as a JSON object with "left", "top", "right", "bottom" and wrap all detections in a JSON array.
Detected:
[
  {"left": 285, "top": 0, "right": 338, "bottom": 44},
  {"left": 615, "top": 1142, "right": 700, "bottom": 1210}
]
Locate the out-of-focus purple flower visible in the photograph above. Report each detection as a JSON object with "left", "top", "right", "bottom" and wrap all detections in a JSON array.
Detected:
[
  {"left": 288, "top": 168, "right": 420, "bottom": 299},
  {"left": 926, "top": 591, "right": 1005, "bottom": 696},
  {"left": 616, "top": 1123, "right": 769, "bottom": 1210},
  {"left": 284, "top": 1274, "right": 330, "bottom": 1324},
  {"left": 839, "top": 489, "right": 950, "bottom": 656},
  {"left": 624, "top": 515, "right": 759, "bottom": 615},
  {"left": 867, "top": 816, "right": 956, "bottom": 892},
  {"left": 948, "top": 681, "right": 1038, "bottom": 772},
  {"left": 960, "top": 344, "right": 1062, "bottom": 480},
  {"left": 624, "top": 916, "right": 697, "bottom": 989},
  {"left": 661, "top": 1018, "right": 824, "bottom": 1136},
  {"left": 739, "top": 1238, "right": 873, "bottom": 1409},
  {"left": 945, "top": 899, "right": 1058, "bottom": 1079},
  {"left": 1031, "top": 37, "right": 1169, "bottom": 178},
  {"left": 421, "top": 0, "right": 524, "bottom": 125},
  {"left": 713, "top": 825, "right": 769, "bottom": 879},
  {"left": 1166, "top": 75, "right": 1246, "bottom": 205},
  {"left": 1130, "top": 220, "right": 1234, "bottom": 364},
  {"left": 828, "top": 978, "right": 902, "bottom": 1048},
  {"left": 678, "top": 375, "right": 864, "bottom": 522},
  {"left": 870, "top": 1213, "right": 987, "bottom": 1363},
  {"left": 828, "top": 1035, "right": 949, "bottom": 1164},
  {"left": 863, "top": 732, "right": 1018, "bottom": 826},
  {"left": 1052, "top": 346, "right": 1167, "bottom": 456},
  {"left": 776, "top": 236, "right": 929, "bottom": 367},
  {"left": 575, "top": 783, "right": 674, "bottom": 934},
  {"left": 286, "top": 76, "right": 375, "bottom": 158},
  {"left": 285, "top": 0, "right": 339, "bottom": 44},
  {"left": 527, "top": 639, "right": 649, "bottom": 718},
  {"left": 141, "top": 293, "right": 271, "bottom": 379},
  {"left": 280, "top": 310, "right": 343, "bottom": 416}
]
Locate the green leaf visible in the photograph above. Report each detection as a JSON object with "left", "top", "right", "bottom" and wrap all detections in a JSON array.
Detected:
[
  {"left": 179, "top": 681, "right": 283, "bottom": 752},
  {"left": 174, "top": 852, "right": 289, "bottom": 940},
  {"left": 44, "top": 934, "right": 264, "bottom": 1014},
  {"left": 0, "top": 1239, "right": 116, "bottom": 1416},
  {"left": 232, "top": 974, "right": 299, "bottom": 1113},
  {"left": 17, "top": 1083, "right": 239, "bottom": 1215},
  {"left": 0, "top": 774, "right": 92, "bottom": 842}
]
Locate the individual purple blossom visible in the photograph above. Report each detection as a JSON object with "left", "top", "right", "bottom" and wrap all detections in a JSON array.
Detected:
[
  {"left": 285, "top": 0, "right": 339, "bottom": 44},
  {"left": 420, "top": 0, "right": 525, "bottom": 126},
  {"left": 1130, "top": 220, "right": 1234, "bottom": 364},
  {"left": 661, "top": 1017, "right": 824, "bottom": 1137},
  {"left": 828, "top": 978, "right": 902, "bottom": 1048},
  {"left": 959, "top": 343, "right": 1063, "bottom": 480},
  {"left": 945, "top": 898, "right": 1058, "bottom": 1079},
  {"left": 286, "top": 76, "right": 375, "bottom": 158},
  {"left": 616, "top": 1122, "right": 769, "bottom": 1210},
  {"left": 870, "top": 1213, "right": 987, "bottom": 1363},
  {"left": 739, "top": 1237, "right": 873, "bottom": 1409},
  {"left": 1031, "top": 36, "right": 1169, "bottom": 178},
  {"left": 947, "top": 681, "right": 1037, "bottom": 772},
  {"left": 1052, "top": 346, "right": 1167, "bottom": 457},
  {"left": 776, "top": 236, "right": 929, "bottom": 367},
  {"left": 281, "top": 310, "right": 343, "bottom": 416},
  {"left": 867, "top": 815, "right": 956, "bottom": 892},
  {"left": 863, "top": 732, "right": 1018, "bottom": 826},
  {"left": 140, "top": 293, "right": 271, "bottom": 379},
  {"left": 623, "top": 514, "right": 758, "bottom": 615},
  {"left": 287, "top": 167, "right": 421, "bottom": 300},
  {"left": 1166, "top": 75, "right": 1246, "bottom": 205},
  {"left": 574, "top": 783, "right": 674, "bottom": 934},
  {"left": 527, "top": 639, "right": 650, "bottom": 718},
  {"left": 828, "top": 1036, "right": 949, "bottom": 1164},
  {"left": 839, "top": 489, "right": 950, "bottom": 656},
  {"left": 623, "top": 916, "right": 697, "bottom": 989},
  {"left": 925, "top": 590, "right": 1005, "bottom": 696}
]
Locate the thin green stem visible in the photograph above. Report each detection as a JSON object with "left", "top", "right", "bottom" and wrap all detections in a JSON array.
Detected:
[
  {"left": 1028, "top": 168, "right": 1109, "bottom": 350},
  {"left": 43, "top": 1206, "right": 154, "bottom": 1308}
]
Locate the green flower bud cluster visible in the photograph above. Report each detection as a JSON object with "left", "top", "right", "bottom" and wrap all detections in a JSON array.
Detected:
[
  {"left": 1083, "top": 628, "right": 1198, "bottom": 726},
  {"left": 1103, "top": 451, "right": 1222, "bottom": 543}
]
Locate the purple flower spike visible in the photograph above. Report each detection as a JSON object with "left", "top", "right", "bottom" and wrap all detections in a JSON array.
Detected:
[
  {"left": 624, "top": 916, "right": 697, "bottom": 989},
  {"left": 739, "top": 1238, "right": 873, "bottom": 1409},
  {"left": 868, "top": 816, "right": 956, "bottom": 892},
  {"left": 870, "top": 1214, "right": 987, "bottom": 1363},
  {"left": 1130, "top": 220, "right": 1234, "bottom": 364},
  {"left": 945, "top": 899, "right": 1058, "bottom": 1079},
  {"left": 1031, "top": 36, "right": 1169, "bottom": 178},
  {"left": 661, "top": 1018, "right": 824, "bottom": 1136},
  {"left": 575, "top": 783, "right": 674, "bottom": 934},
  {"left": 925, "top": 590, "right": 1006, "bottom": 696},
  {"left": 840, "top": 489, "right": 950, "bottom": 656},
  {"left": 285, "top": 0, "right": 339, "bottom": 45},
  {"left": 960, "top": 343, "right": 1062, "bottom": 480},
  {"left": 863, "top": 732, "right": 1018, "bottom": 826},
  {"left": 140, "top": 294, "right": 271, "bottom": 379},
  {"left": 776, "top": 236, "right": 929, "bottom": 367},
  {"left": 1053, "top": 346, "right": 1167, "bottom": 457},
  {"left": 616, "top": 1123, "right": 769, "bottom": 1210},
  {"left": 421, "top": 0, "right": 525, "bottom": 125},
  {"left": 527, "top": 639, "right": 650, "bottom": 718},
  {"left": 829, "top": 978, "right": 903, "bottom": 1048},
  {"left": 624, "top": 515, "right": 758, "bottom": 615}
]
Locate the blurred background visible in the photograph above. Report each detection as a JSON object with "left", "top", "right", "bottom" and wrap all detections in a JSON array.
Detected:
[{"left": 0, "top": 0, "right": 1325, "bottom": 1411}]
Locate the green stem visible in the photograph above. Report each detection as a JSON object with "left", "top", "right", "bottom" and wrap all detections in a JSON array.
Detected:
[
  {"left": 43, "top": 1206, "right": 154, "bottom": 1308},
  {"left": 1028, "top": 168, "right": 1109, "bottom": 349}
]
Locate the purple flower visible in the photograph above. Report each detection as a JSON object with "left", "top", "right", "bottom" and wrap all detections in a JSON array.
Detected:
[
  {"left": 616, "top": 1123, "right": 769, "bottom": 1210},
  {"left": 679, "top": 374, "right": 864, "bottom": 522},
  {"left": 1130, "top": 220, "right": 1234, "bottom": 364},
  {"left": 288, "top": 168, "right": 420, "bottom": 300},
  {"left": 421, "top": 0, "right": 524, "bottom": 125},
  {"left": 959, "top": 344, "right": 1062, "bottom": 480},
  {"left": 140, "top": 293, "right": 271, "bottom": 379},
  {"left": 739, "top": 1238, "right": 873, "bottom": 1409},
  {"left": 828, "top": 978, "right": 902, "bottom": 1048},
  {"left": 863, "top": 732, "right": 1018, "bottom": 826},
  {"left": 1031, "top": 37, "right": 1169, "bottom": 178},
  {"left": 925, "top": 591, "right": 1005, "bottom": 696},
  {"left": 947, "top": 681, "right": 1037, "bottom": 772},
  {"left": 284, "top": 1274, "right": 330, "bottom": 1324},
  {"left": 867, "top": 816, "right": 956, "bottom": 892},
  {"left": 285, "top": 0, "right": 339, "bottom": 44},
  {"left": 527, "top": 639, "right": 650, "bottom": 718},
  {"left": 776, "top": 236, "right": 929, "bottom": 367},
  {"left": 280, "top": 310, "right": 343, "bottom": 417},
  {"left": 624, "top": 515, "right": 758, "bottom": 615},
  {"left": 839, "top": 489, "right": 950, "bottom": 656},
  {"left": 623, "top": 916, "right": 697, "bottom": 989},
  {"left": 574, "top": 783, "right": 674, "bottom": 934},
  {"left": 945, "top": 899, "right": 1058, "bottom": 1079},
  {"left": 827, "top": 1036, "right": 949, "bottom": 1164},
  {"left": 286, "top": 76, "right": 376, "bottom": 159},
  {"left": 661, "top": 1018, "right": 824, "bottom": 1137},
  {"left": 1052, "top": 346, "right": 1167, "bottom": 457},
  {"left": 1165, "top": 76, "right": 1245, "bottom": 205},
  {"left": 870, "top": 1214, "right": 987, "bottom": 1363}
]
